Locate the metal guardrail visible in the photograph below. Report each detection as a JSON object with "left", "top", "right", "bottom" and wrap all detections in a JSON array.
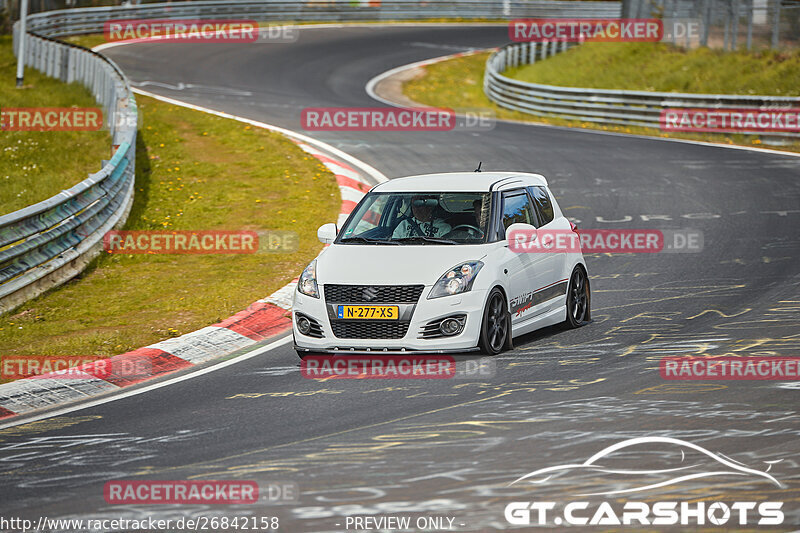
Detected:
[
  {"left": 2, "top": 0, "right": 621, "bottom": 315},
  {"left": 484, "top": 41, "right": 800, "bottom": 138},
  {"left": 19, "top": 1, "right": 622, "bottom": 37},
  {"left": 2, "top": 23, "right": 137, "bottom": 315}
]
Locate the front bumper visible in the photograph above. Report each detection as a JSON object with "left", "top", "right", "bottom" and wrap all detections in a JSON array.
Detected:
[{"left": 292, "top": 286, "right": 487, "bottom": 353}]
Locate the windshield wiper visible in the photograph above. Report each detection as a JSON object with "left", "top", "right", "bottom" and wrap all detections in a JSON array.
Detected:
[
  {"left": 340, "top": 236, "right": 400, "bottom": 245},
  {"left": 394, "top": 236, "right": 458, "bottom": 245}
]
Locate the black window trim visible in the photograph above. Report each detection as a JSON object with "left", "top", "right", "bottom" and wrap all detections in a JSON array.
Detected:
[
  {"left": 526, "top": 185, "right": 554, "bottom": 227},
  {"left": 497, "top": 188, "right": 540, "bottom": 240}
]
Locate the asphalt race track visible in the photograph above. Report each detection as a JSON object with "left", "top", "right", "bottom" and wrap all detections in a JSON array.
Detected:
[{"left": 1, "top": 25, "right": 799, "bottom": 531}]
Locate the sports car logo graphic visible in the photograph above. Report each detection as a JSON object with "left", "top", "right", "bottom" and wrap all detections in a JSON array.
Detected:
[{"left": 509, "top": 436, "right": 784, "bottom": 496}]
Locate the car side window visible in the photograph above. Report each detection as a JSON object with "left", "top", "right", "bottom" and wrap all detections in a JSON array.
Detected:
[
  {"left": 528, "top": 186, "right": 555, "bottom": 226},
  {"left": 500, "top": 191, "right": 535, "bottom": 238}
]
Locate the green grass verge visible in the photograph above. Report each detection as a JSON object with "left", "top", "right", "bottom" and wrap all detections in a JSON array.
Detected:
[
  {"left": 403, "top": 46, "right": 800, "bottom": 153},
  {"left": 506, "top": 42, "right": 800, "bottom": 96},
  {"left": 0, "top": 35, "right": 110, "bottom": 213},
  {"left": 0, "top": 94, "right": 339, "bottom": 365}
]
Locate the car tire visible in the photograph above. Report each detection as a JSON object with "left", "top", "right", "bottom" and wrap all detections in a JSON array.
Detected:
[
  {"left": 479, "top": 288, "right": 511, "bottom": 355},
  {"left": 564, "top": 265, "right": 590, "bottom": 328}
]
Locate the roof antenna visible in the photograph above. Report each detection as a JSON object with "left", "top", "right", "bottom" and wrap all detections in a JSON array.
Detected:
[{"left": 474, "top": 161, "right": 482, "bottom": 173}]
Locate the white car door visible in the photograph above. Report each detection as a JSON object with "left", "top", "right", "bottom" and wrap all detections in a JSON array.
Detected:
[
  {"left": 496, "top": 189, "right": 559, "bottom": 327},
  {"left": 527, "top": 185, "right": 570, "bottom": 313}
]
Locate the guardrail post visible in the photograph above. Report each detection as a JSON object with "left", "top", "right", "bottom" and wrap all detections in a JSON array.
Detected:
[
  {"left": 80, "top": 50, "right": 86, "bottom": 85},
  {"left": 44, "top": 40, "right": 50, "bottom": 77},
  {"left": 67, "top": 47, "right": 75, "bottom": 83},
  {"left": 771, "top": 0, "right": 781, "bottom": 49},
  {"left": 50, "top": 40, "right": 56, "bottom": 77},
  {"left": 42, "top": 39, "right": 49, "bottom": 75},
  {"left": 59, "top": 46, "right": 68, "bottom": 82},
  {"left": 34, "top": 37, "right": 40, "bottom": 71},
  {"left": 15, "top": 0, "right": 29, "bottom": 87},
  {"left": 724, "top": 2, "right": 731, "bottom": 50}
]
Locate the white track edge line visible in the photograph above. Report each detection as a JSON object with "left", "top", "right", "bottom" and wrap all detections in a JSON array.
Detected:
[
  {"left": 132, "top": 88, "right": 389, "bottom": 183},
  {"left": 0, "top": 86, "right": 386, "bottom": 426},
  {"left": 92, "top": 22, "right": 506, "bottom": 53},
  {"left": 0, "top": 336, "right": 293, "bottom": 430}
]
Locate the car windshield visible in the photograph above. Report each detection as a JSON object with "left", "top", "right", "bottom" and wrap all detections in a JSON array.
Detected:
[{"left": 338, "top": 192, "right": 492, "bottom": 244}]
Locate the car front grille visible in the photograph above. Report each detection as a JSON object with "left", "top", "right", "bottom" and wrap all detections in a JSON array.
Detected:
[
  {"left": 331, "top": 321, "right": 410, "bottom": 339},
  {"left": 324, "top": 284, "right": 424, "bottom": 304}
]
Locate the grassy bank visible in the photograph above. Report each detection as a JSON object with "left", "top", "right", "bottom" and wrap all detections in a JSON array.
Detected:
[
  {"left": 0, "top": 35, "right": 110, "bottom": 213},
  {"left": 0, "top": 94, "right": 339, "bottom": 363},
  {"left": 505, "top": 42, "right": 800, "bottom": 96},
  {"left": 403, "top": 44, "right": 800, "bottom": 152}
]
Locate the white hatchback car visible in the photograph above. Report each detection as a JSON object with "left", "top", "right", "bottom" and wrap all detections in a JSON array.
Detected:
[{"left": 292, "top": 171, "right": 589, "bottom": 357}]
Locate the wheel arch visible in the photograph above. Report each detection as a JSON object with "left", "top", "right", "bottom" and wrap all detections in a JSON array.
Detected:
[{"left": 572, "top": 262, "right": 591, "bottom": 321}]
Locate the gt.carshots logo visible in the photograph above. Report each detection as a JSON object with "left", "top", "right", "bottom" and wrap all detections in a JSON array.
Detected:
[{"left": 504, "top": 437, "right": 785, "bottom": 527}]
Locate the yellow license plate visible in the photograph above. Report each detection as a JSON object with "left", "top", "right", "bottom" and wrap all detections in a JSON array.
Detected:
[{"left": 337, "top": 305, "right": 399, "bottom": 320}]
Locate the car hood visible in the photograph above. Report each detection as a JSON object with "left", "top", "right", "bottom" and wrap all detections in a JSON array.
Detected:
[{"left": 316, "top": 244, "right": 488, "bottom": 285}]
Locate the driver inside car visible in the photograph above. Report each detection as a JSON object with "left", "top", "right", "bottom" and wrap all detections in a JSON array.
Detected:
[{"left": 392, "top": 195, "right": 452, "bottom": 238}]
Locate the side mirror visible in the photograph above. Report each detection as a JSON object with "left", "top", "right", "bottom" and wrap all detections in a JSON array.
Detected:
[
  {"left": 317, "top": 223, "right": 338, "bottom": 244},
  {"left": 505, "top": 223, "right": 537, "bottom": 249}
]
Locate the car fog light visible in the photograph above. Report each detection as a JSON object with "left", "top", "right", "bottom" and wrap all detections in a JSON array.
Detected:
[
  {"left": 296, "top": 315, "right": 311, "bottom": 335},
  {"left": 440, "top": 317, "right": 462, "bottom": 336}
]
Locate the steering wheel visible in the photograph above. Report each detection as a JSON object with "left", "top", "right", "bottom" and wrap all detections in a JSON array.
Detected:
[{"left": 447, "top": 224, "right": 484, "bottom": 238}]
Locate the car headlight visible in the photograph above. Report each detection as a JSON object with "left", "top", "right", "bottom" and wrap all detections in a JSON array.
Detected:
[
  {"left": 428, "top": 261, "right": 484, "bottom": 299},
  {"left": 297, "top": 259, "right": 319, "bottom": 298}
]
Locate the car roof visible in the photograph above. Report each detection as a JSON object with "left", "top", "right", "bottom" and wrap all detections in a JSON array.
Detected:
[{"left": 372, "top": 172, "right": 548, "bottom": 193}]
